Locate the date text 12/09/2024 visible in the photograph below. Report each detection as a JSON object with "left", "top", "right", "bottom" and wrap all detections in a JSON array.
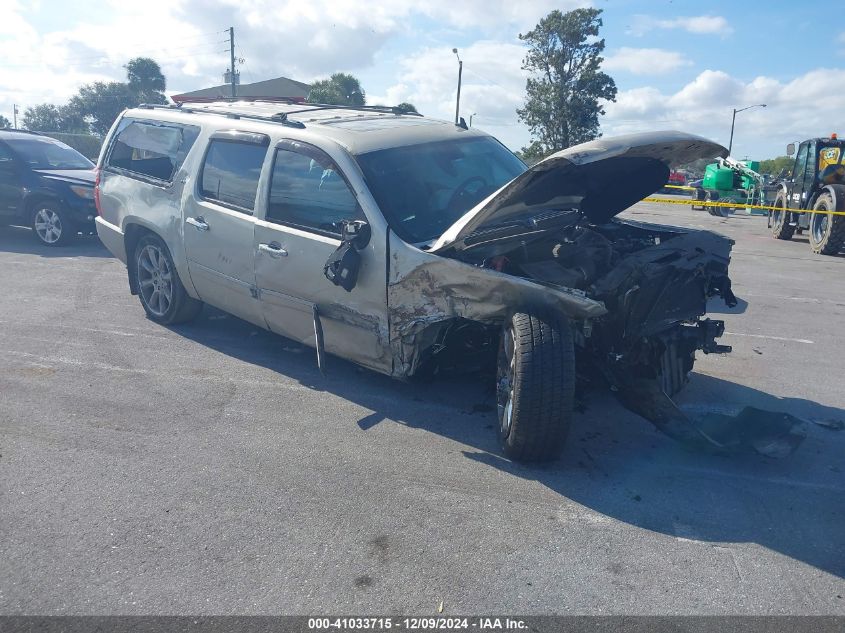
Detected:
[{"left": 307, "top": 617, "right": 528, "bottom": 630}]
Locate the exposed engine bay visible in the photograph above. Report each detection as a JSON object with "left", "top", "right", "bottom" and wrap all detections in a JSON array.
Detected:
[{"left": 459, "top": 217, "right": 738, "bottom": 386}]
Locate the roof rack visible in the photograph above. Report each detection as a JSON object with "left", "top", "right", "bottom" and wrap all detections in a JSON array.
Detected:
[
  {"left": 136, "top": 102, "right": 306, "bottom": 129},
  {"left": 136, "top": 99, "right": 424, "bottom": 130},
  {"left": 286, "top": 103, "right": 424, "bottom": 118}
]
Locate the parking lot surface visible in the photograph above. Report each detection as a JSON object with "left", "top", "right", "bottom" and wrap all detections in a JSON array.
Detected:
[{"left": 1, "top": 199, "right": 844, "bottom": 614}]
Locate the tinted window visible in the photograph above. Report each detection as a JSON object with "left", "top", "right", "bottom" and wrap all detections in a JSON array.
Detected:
[
  {"left": 7, "top": 137, "right": 92, "bottom": 170},
  {"left": 200, "top": 140, "right": 266, "bottom": 212},
  {"left": 107, "top": 119, "right": 199, "bottom": 182},
  {"left": 356, "top": 136, "right": 525, "bottom": 243},
  {"left": 268, "top": 145, "right": 361, "bottom": 235},
  {"left": 792, "top": 142, "right": 809, "bottom": 183}
]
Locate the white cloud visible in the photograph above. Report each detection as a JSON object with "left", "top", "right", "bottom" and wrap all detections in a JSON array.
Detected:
[
  {"left": 628, "top": 14, "right": 733, "bottom": 37},
  {"left": 368, "top": 40, "right": 530, "bottom": 149},
  {"left": 603, "top": 68, "right": 845, "bottom": 158},
  {"left": 602, "top": 48, "right": 692, "bottom": 75},
  {"left": 0, "top": 0, "right": 587, "bottom": 126}
]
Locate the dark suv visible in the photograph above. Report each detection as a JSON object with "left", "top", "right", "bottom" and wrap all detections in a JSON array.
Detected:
[{"left": 0, "top": 129, "right": 97, "bottom": 246}]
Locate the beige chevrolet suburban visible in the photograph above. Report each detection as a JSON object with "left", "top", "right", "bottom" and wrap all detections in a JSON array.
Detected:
[{"left": 95, "top": 99, "right": 740, "bottom": 461}]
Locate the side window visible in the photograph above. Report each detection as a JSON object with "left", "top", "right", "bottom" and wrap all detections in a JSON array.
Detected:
[
  {"left": 199, "top": 140, "right": 267, "bottom": 213},
  {"left": 792, "top": 143, "right": 809, "bottom": 183},
  {"left": 267, "top": 144, "right": 361, "bottom": 235},
  {"left": 107, "top": 119, "right": 199, "bottom": 183}
]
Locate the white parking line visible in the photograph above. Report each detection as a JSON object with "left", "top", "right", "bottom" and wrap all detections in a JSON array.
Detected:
[{"left": 724, "top": 332, "right": 814, "bottom": 344}]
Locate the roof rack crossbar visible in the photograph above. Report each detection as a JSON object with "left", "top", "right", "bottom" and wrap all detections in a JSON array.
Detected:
[{"left": 284, "top": 103, "right": 423, "bottom": 117}]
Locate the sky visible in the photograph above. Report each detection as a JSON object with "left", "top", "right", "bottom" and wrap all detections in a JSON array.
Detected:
[{"left": 2, "top": 0, "right": 844, "bottom": 159}]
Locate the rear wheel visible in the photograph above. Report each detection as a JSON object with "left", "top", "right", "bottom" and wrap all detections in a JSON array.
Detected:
[
  {"left": 770, "top": 192, "right": 795, "bottom": 240},
  {"left": 32, "top": 202, "right": 74, "bottom": 246},
  {"left": 496, "top": 312, "right": 575, "bottom": 462},
  {"left": 809, "top": 192, "right": 845, "bottom": 255},
  {"left": 134, "top": 234, "right": 203, "bottom": 324}
]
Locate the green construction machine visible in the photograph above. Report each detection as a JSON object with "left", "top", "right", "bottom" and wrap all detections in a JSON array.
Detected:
[{"left": 690, "top": 157, "right": 774, "bottom": 217}]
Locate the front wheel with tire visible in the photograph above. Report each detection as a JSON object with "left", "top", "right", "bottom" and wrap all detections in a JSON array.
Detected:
[
  {"left": 134, "top": 234, "right": 203, "bottom": 324},
  {"left": 770, "top": 192, "right": 795, "bottom": 240},
  {"left": 496, "top": 312, "right": 575, "bottom": 462},
  {"left": 32, "top": 202, "right": 74, "bottom": 246},
  {"left": 809, "top": 193, "right": 845, "bottom": 255}
]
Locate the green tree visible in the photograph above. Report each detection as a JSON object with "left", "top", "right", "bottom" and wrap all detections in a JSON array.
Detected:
[
  {"left": 395, "top": 102, "right": 419, "bottom": 114},
  {"left": 21, "top": 103, "right": 87, "bottom": 133},
  {"left": 0, "top": 114, "right": 10, "bottom": 129},
  {"left": 517, "top": 8, "right": 617, "bottom": 161},
  {"left": 759, "top": 156, "right": 793, "bottom": 177},
  {"left": 309, "top": 73, "right": 366, "bottom": 106},
  {"left": 125, "top": 57, "right": 167, "bottom": 104},
  {"left": 67, "top": 81, "right": 137, "bottom": 137},
  {"left": 65, "top": 57, "right": 168, "bottom": 136}
]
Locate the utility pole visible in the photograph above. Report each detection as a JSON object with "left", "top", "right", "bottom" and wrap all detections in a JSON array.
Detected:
[
  {"left": 13, "top": 104, "right": 18, "bottom": 129},
  {"left": 229, "top": 26, "right": 237, "bottom": 98}
]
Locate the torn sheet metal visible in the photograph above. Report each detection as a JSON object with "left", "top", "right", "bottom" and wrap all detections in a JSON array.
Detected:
[{"left": 387, "top": 246, "right": 607, "bottom": 377}]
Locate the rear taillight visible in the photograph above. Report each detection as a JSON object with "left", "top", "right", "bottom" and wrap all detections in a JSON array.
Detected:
[{"left": 94, "top": 167, "right": 102, "bottom": 215}]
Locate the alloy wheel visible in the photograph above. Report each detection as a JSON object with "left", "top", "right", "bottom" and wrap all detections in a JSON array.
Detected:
[
  {"left": 33, "top": 208, "right": 63, "bottom": 244},
  {"left": 496, "top": 326, "right": 516, "bottom": 439},
  {"left": 137, "top": 244, "right": 173, "bottom": 317}
]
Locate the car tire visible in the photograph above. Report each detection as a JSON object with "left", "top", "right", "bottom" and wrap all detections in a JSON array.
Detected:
[
  {"left": 134, "top": 234, "right": 203, "bottom": 325},
  {"left": 808, "top": 193, "right": 845, "bottom": 255},
  {"left": 31, "top": 202, "right": 74, "bottom": 246},
  {"left": 496, "top": 312, "right": 575, "bottom": 462},
  {"left": 770, "top": 192, "right": 795, "bottom": 240}
]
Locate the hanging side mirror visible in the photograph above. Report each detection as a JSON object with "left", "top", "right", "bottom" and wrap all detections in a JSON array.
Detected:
[
  {"left": 786, "top": 143, "right": 795, "bottom": 156},
  {"left": 323, "top": 219, "right": 371, "bottom": 292}
]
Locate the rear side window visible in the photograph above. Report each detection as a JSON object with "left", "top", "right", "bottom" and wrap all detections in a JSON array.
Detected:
[
  {"left": 199, "top": 140, "right": 267, "bottom": 213},
  {"left": 107, "top": 119, "right": 199, "bottom": 183}
]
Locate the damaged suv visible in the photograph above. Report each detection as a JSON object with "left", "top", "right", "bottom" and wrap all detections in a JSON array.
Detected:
[{"left": 95, "top": 100, "right": 736, "bottom": 462}]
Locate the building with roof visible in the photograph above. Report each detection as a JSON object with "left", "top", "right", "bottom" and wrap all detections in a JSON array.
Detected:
[{"left": 171, "top": 76, "right": 310, "bottom": 104}]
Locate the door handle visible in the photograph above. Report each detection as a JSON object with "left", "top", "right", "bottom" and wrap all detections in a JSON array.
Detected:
[
  {"left": 186, "top": 216, "right": 209, "bottom": 231},
  {"left": 258, "top": 241, "right": 288, "bottom": 258}
]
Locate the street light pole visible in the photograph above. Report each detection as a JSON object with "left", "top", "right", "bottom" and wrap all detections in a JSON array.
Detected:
[
  {"left": 452, "top": 48, "right": 462, "bottom": 125},
  {"left": 469, "top": 112, "right": 476, "bottom": 127},
  {"left": 728, "top": 103, "right": 766, "bottom": 155}
]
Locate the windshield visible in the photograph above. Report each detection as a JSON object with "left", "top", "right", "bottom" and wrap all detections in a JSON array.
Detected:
[
  {"left": 7, "top": 137, "right": 93, "bottom": 170},
  {"left": 356, "top": 136, "right": 526, "bottom": 243}
]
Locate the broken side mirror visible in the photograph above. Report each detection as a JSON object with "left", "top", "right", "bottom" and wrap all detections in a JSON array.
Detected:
[
  {"left": 323, "top": 219, "right": 370, "bottom": 292},
  {"left": 786, "top": 143, "right": 795, "bottom": 156},
  {"left": 341, "top": 219, "right": 371, "bottom": 250}
]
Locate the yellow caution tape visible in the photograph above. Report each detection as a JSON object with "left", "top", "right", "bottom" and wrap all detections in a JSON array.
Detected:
[
  {"left": 643, "top": 196, "right": 845, "bottom": 217},
  {"left": 663, "top": 184, "right": 697, "bottom": 191}
]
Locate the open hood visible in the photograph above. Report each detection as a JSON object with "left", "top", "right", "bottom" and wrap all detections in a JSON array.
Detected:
[{"left": 430, "top": 131, "right": 727, "bottom": 253}]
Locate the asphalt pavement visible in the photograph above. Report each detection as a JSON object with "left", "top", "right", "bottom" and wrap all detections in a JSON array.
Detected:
[{"left": 1, "top": 199, "right": 843, "bottom": 615}]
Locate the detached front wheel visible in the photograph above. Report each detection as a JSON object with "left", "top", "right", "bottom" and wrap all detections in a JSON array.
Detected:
[{"left": 496, "top": 312, "right": 575, "bottom": 462}]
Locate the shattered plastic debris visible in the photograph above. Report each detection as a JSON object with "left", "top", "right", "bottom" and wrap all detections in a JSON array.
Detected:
[{"left": 613, "top": 376, "right": 806, "bottom": 458}]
